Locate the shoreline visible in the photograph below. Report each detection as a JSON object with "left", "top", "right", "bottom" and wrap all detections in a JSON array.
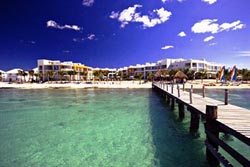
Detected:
[
  {"left": 1, "top": 80, "right": 250, "bottom": 90},
  {"left": 0, "top": 81, "right": 152, "bottom": 89}
]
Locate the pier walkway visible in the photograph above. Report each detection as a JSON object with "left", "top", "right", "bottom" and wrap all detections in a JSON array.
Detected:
[{"left": 152, "top": 82, "right": 250, "bottom": 167}]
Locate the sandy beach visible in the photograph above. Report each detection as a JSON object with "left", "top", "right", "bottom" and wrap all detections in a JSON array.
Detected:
[
  {"left": 0, "top": 81, "right": 152, "bottom": 89},
  {"left": 1, "top": 79, "right": 250, "bottom": 89}
]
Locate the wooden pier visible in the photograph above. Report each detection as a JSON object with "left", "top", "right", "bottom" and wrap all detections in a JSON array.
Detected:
[{"left": 152, "top": 82, "right": 250, "bottom": 167}]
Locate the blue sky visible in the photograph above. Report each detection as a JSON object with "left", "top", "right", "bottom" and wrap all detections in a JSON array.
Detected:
[{"left": 0, "top": 0, "right": 249, "bottom": 71}]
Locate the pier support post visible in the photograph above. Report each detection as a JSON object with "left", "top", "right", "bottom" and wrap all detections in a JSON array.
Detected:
[
  {"left": 189, "top": 85, "right": 193, "bottom": 104},
  {"left": 171, "top": 98, "right": 175, "bottom": 109},
  {"left": 177, "top": 85, "right": 180, "bottom": 97},
  {"left": 178, "top": 101, "right": 185, "bottom": 119},
  {"left": 166, "top": 95, "right": 170, "bottom": 104},
  {"left": 205, "top": 105, "right": 220, "bottom": 167},
  {"left": 224, "top": 89, "right": 228, "bottom": 105},
  {"left": 202, "top": 85, "right": 205, "bottom": 98},
  {"left": 188, "top": 107, "right": 200, "bottom": 134}
]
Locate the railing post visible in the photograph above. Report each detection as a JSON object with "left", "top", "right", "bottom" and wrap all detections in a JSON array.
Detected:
[
  {"left": 224, "top": 89, "right": 228, "bottom": 105},
  {"left": 166, "top": 84, "right": 168, "bottom": 91},
  {"left": 189, "top": 85, "right": 193, "bottom": 104},
  {"left": 177, "top": 85, "right": 180, "bottom": 97},
  {"left": 205, "top": 105, "right": 219, "bottom": 167},
  {"left": 202, "top": 85, "right": 205, "bottom": 98},
  {"left": 182, "top": 83, "right": 185, "bottom": 91}
]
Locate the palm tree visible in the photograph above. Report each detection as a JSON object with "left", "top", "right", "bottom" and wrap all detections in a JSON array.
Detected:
[
  {"left": 93, "top": 71, "right": 99, "bottom": 81},
  {"left": 136, "top": 72, "right": 144, "bottom": 84},
  {"left": 147, "top": 71, "right": 153, "bottom": 81},
  {"left": 168, "top": 69, "right": 176, "bottom": 78},
  {"left": 184, "top": 68, "right": 195, "bottom": 80},
  {"left": 98, "top": 72, "right": 104, "bottom": 81},
  {"left": 80, "top": 71, "right": 88, "bottom": 81},
  {"left": 17, "top": 70, "right": 23, "bottom": 83},
  {"left": 67, "top": 70, "right": 77, "bottom": 82},
  {"left": 118, "top": 71, "right": 124, "bottom": 80},
  {"left": 28, "top": 70, "right": 34, "bottom": 82},
  {"left": 38, "top": 72, "right": 43, "bottom": 82},
  {"left": 34, "top": 73, "right": 39, "bottom": 82},
  {"left": 58, "top": 70, "right": 65, "bottom": 83},
  {"left": 0, "top": 72, "right": 2, "bottom": 81},
  {"left": 46, "top": 71, "right": 54, "bottom": 83},
  {"left": 22, "top": 70, "right": 28, "bottom": 82}
]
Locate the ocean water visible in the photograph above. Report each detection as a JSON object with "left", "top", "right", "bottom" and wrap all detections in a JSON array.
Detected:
[
  {"left": 201, "top": 89, "right": 250, "bottom": 109},
  {"left": 0, "top": 88, "right": 249, "bottom": 167}
]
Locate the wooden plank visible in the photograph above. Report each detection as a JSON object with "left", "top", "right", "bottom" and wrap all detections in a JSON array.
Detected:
[{"left": 153, "top": 83, "right": 250, "bottom": 145}]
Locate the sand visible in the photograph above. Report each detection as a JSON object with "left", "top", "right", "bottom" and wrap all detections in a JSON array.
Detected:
[
  {"left": 0, "top": 79, "right": 249, "bottom": 89},
  {"left": 0, "top": 81, "right": 152, "bottom": 89}
]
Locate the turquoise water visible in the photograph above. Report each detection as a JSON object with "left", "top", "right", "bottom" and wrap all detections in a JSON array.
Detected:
[
  {"left": 0, "top": 89, "right": 208, "bottom": 167},
  {"left": 0, "top": 88, "right": 249, "bottom": 166},
  {"left": 203, "top": 89, "right": 250, "bottom": 109}
]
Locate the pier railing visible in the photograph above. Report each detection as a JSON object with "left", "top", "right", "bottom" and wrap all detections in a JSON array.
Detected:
[{"left": 152, "top": 81, "right": 250, "bottom": 167}]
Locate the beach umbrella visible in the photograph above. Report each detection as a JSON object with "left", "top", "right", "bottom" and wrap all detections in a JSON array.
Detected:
[{"left": 174, "top": 71, "right": 188, "bottom": 79}]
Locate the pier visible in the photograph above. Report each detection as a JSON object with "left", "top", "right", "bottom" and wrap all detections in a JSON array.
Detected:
[{"left": 152, "top": 82, "right": 250, "bottom": 167}]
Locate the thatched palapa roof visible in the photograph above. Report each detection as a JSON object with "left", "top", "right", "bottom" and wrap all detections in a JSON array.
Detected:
[{"left": 174, "top": 71, "right": 188, "bottom": 79}]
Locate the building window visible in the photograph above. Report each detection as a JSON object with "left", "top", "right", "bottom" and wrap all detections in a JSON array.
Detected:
[
  {"left": 161, "top": 65, "right": 167, "bottom": 69},
  {"left": 198, "top": 63, "right": 204, "bottom": 68},
  {"left": 192, "top": 63, "right": 197, "bottom": 67},
  {"left": 185, "top": 63, "right": 190, "bottom": 68}
]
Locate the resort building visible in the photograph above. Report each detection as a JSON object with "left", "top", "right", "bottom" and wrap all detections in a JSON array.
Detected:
[
  {"left": 5, "top": 68, "right": 28, "bottom": 82},
  {"left": 1, "top": 58, "right": 224, "bottom": 82},
  {"left": 37, "top": 59, "right": 93, "bottom": 81},
  {"left": 157, "top": 58, "right": 185, "bottom": 69},
  {"left": 168, "top": 59, "right": 223, "bottom": 78}
]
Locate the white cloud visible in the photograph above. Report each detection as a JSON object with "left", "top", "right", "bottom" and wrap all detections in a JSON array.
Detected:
[
  {"left": 191, "top": 19, "right": 219, "bottom": 34},
  {"left": 203, "top": 36, "right": 214, "bottom": 42},
  {"left": 202, "top": 0, "right": 217, "bottom": 5},
  {"left": 220, "top": 20, "right": 245, "bottom": 31},
  {"left": 162, "top": 0, "right": 185, "bottom": 3},
  {"left": 82, "top": 0, "right": 94, "bottom": 7},
  {"left": 73, "top": 38, "right": 85, "bottom": 42},
  {"left": 209, "top": 42, "right": 216, "bottom": 46},
  {"left": 110, "top": 11, "right": 119, "bottom": 19},
  {"left": 191, "top": 19, "right": 245, "bottom": 34},
  {"left": 88, "top": 34, "right": 95, "bottom": 40},
  {"left": 47, "top": 20, "right": 81, "bottom": 31},
  {"left": 63, "top": 50, "right": 70, "bottom": 53},
  {"left": 161, "top": 45, "right": 174, "bottom": 50},
  {"left": 178, "top": 31, "right": 186, "bottom": 37},
  {"left": 235, "top": 51, "right": 250, "bottom": 57},
  {"left": 110, "top": 5, "right": 172, "bottom": 28}
]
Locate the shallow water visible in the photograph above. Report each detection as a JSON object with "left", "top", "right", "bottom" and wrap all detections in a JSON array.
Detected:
[{"left": 0, "top": 88, "right": 249, "bottom": 166}]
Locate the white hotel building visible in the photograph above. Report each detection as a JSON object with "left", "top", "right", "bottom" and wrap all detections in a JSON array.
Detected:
[
  {"left": 36, "top": 58, "right": 223, "bottom": 81},
  {"left": 117, "top": 58, "right": 223, "bottom": 79}
]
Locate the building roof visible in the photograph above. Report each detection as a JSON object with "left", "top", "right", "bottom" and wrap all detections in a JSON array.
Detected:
[{"left": 6, "top": 68, "right": 23, "bottom": 74}]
